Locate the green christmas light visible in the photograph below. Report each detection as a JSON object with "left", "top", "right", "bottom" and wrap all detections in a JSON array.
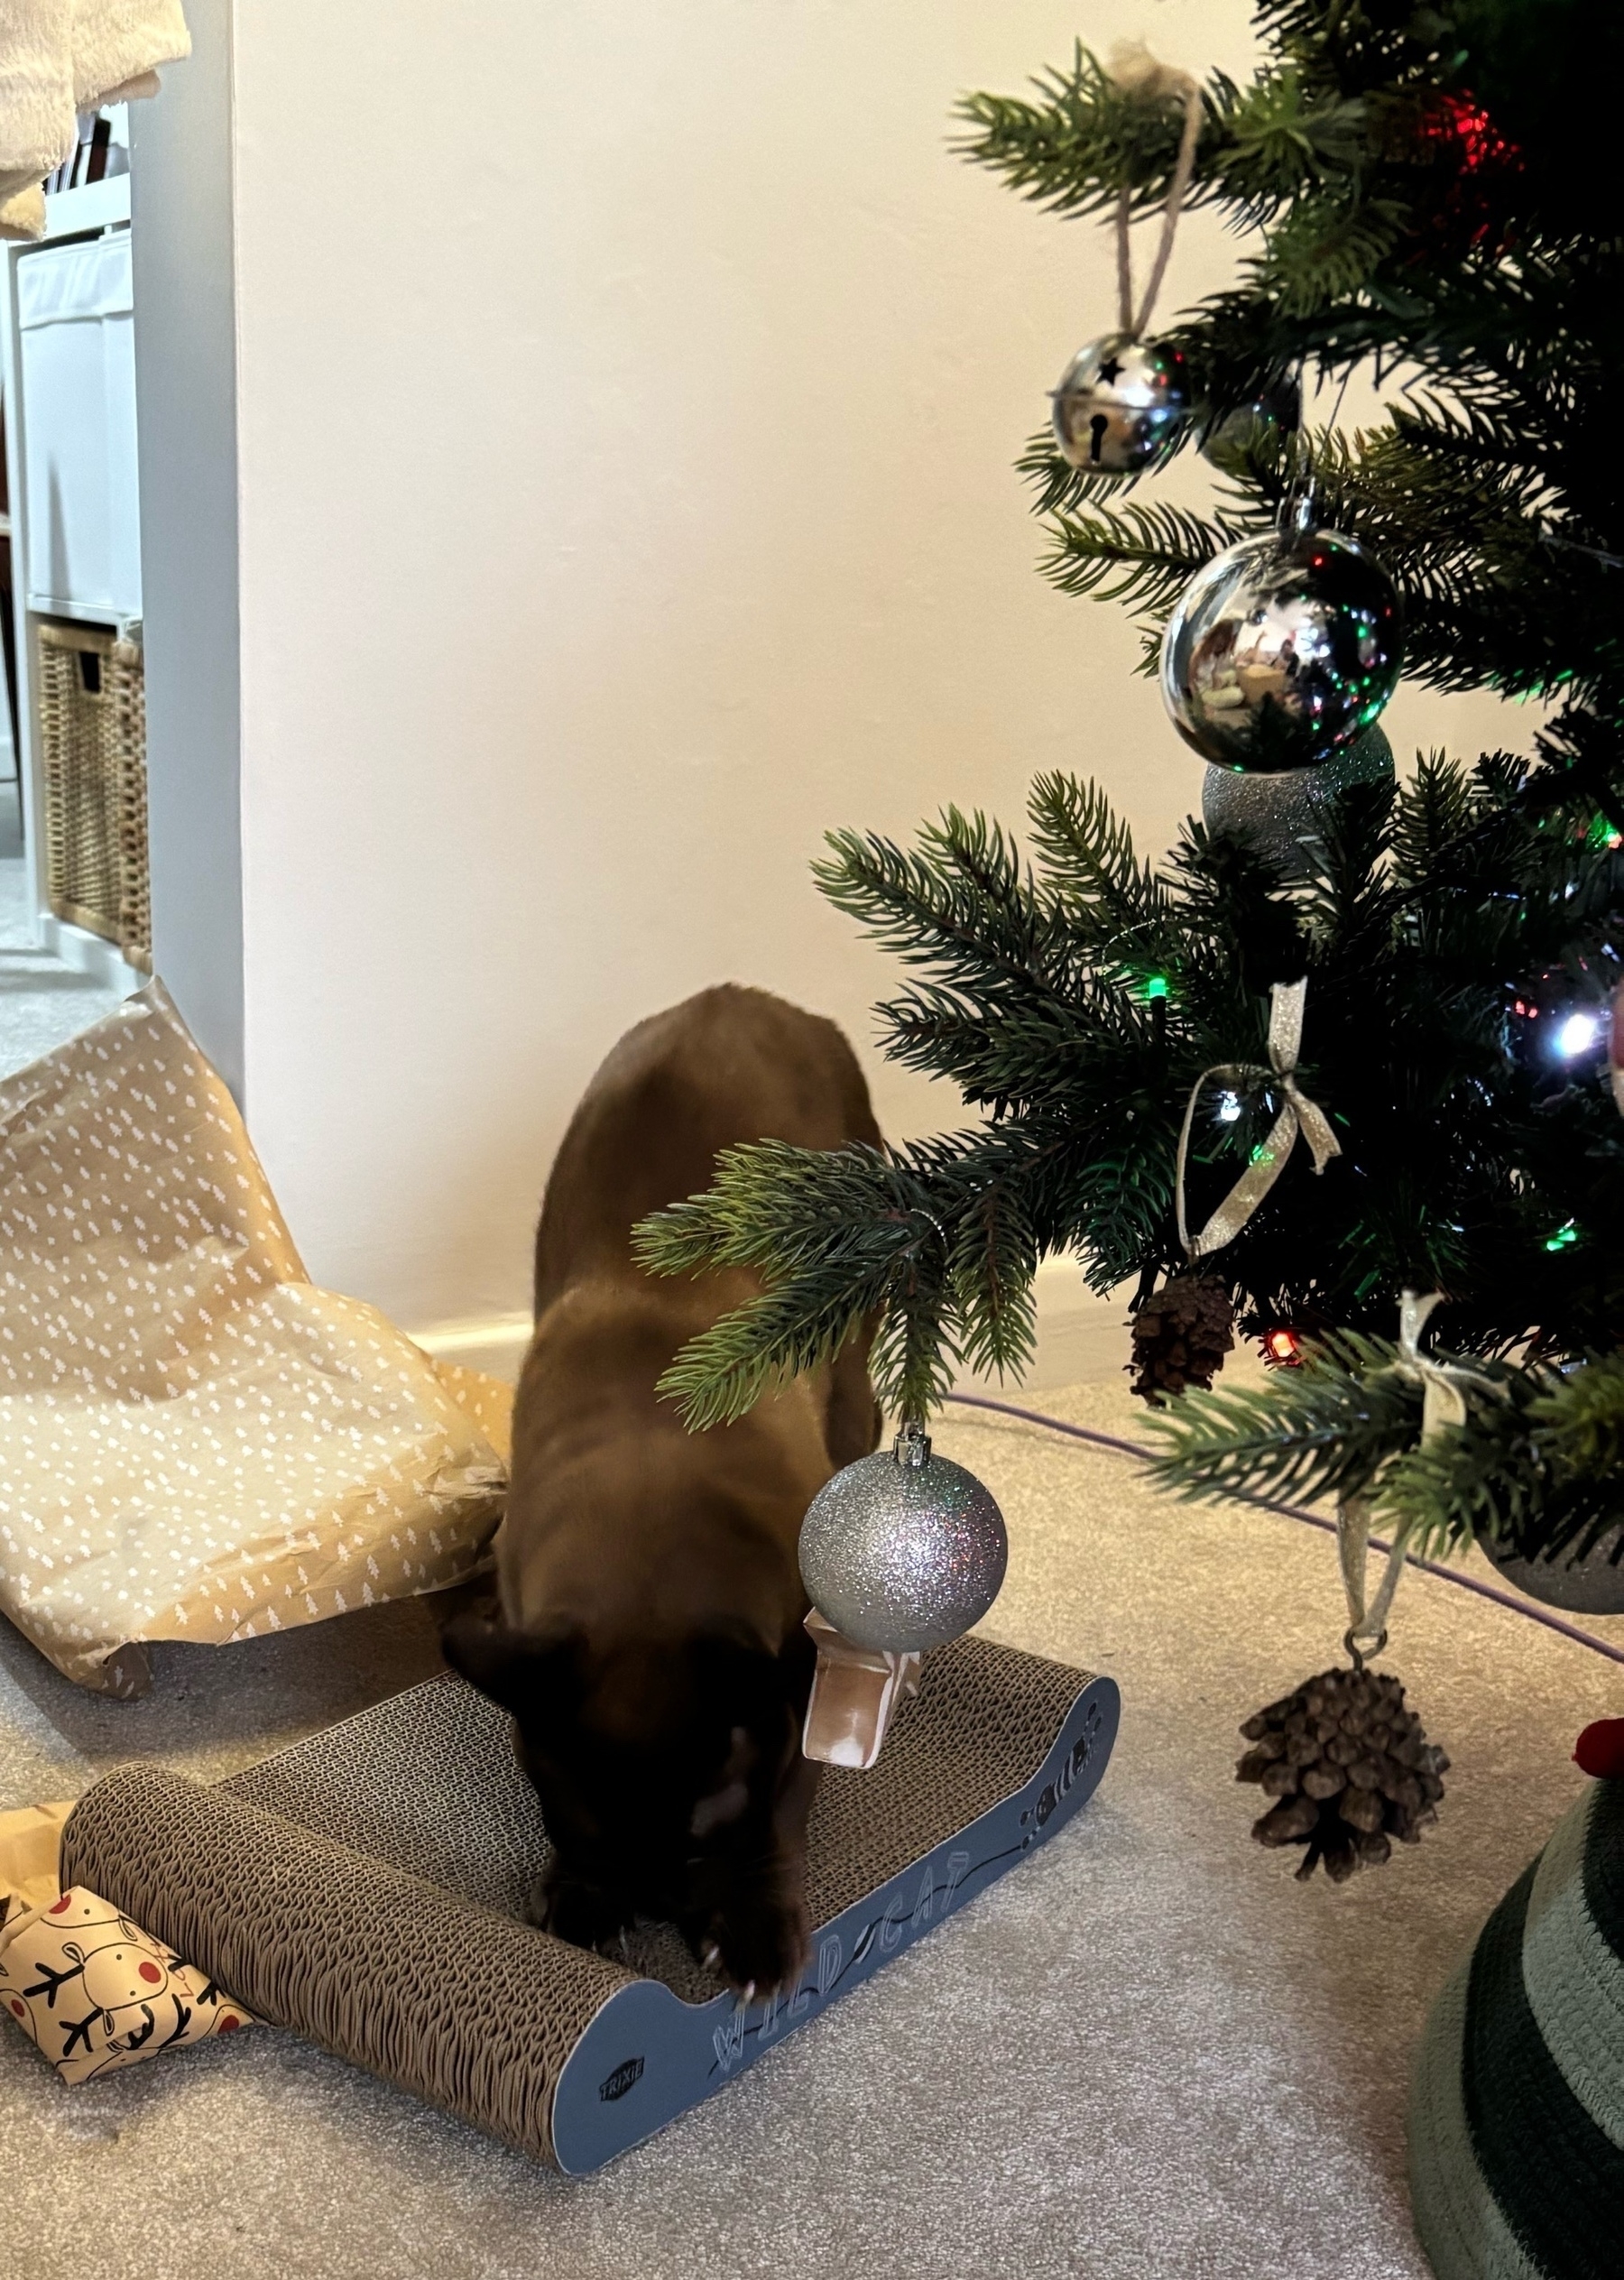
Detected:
[{"left": 1545, "top": 1221, "right": 1581, "bottom": 1252}]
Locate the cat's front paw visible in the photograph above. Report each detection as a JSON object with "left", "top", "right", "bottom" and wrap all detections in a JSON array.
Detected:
[
  {"left": 694, "top": 1884, "right": 811, "bottom": 1996},
  {"left": 531, "top": 1867, "right": 633, "bottom": 1953}
]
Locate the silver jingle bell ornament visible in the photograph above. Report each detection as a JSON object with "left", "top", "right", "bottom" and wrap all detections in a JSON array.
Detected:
[
  {"left": 798, "top": 1422, "right": 1008, "bottom": 1655},
  {"left": 1201, "top": 725, "right": 1395, "bottom": 880},
  {"left": 1485, "top": 1526, "right": 1624, "bottom": 1616},
  {"left": 1050, "top": 332, "right": 1191, "bottom": 477},
  {"left": 1161, "top": 507, "right": 1403, "bottom": 773}
]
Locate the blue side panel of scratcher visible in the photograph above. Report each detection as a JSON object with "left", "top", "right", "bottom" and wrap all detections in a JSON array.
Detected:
[{"left": 551, "top": 1670, "right": 1120, "bottom": 2172}]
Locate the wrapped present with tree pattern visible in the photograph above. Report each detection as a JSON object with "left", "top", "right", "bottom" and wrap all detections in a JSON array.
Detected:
[{"left": 0, "top": 983, "right": 510, "bottom": 1694}]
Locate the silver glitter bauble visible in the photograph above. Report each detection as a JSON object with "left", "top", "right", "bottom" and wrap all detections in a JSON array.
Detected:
[
  {"left": 1201, "top": 726, "right": 1395, "bottom": 880},
  {"left": 1050, "top": 332, "right": 1191, "bottom": 477},
  {"left": 1161, "top": 512, "right": 1403, "bottom": 772},
  {"left": 1485, "top": 1527, "right": 1624, "bottom": 1615},
  {"left": 798, "top": 1424, "right": 1008, "bottom": 1655}
]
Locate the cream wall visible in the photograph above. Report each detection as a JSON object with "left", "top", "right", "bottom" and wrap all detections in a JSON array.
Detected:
[{"left": 150, "top": 0, "right": 1527, "bottom": 1335}]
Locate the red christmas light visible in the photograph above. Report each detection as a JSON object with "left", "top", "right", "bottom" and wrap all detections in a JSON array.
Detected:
[
  {"left": 1264, "top": 1328, "right": 1302, "bottom": 1366},
  {"left": 1428, "top": 92, "right": 1516, "bottom": 177},
  {"left": 1411, "top": 88, "right": 1523, "bottom": 254}
]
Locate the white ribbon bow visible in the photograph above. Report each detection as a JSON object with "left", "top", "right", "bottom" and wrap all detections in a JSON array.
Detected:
[
  {"left": 1388, "top": 1288, "right": 1503, "bottom": 1443},
  {"left": 1176, "top": 977, "right": 1342, "bottom": 1261}
]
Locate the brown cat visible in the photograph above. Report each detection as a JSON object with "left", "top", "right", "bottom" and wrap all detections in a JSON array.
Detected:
[{"left": 443, "top": 984, "right": 881, "bottom": 1990}]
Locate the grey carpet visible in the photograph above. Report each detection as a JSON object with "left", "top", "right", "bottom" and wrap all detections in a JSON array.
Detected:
[
  {"left": 0, "top": 782, "right": 126, "bottom": 1080},
  {"left": 1, "top": 1375, "right": 1618, "bottom": 2279}
]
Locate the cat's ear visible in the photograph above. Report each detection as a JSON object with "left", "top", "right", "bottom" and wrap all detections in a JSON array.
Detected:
[{"left": 440, "top": 1611, "right": 578, "bottom": 1712}]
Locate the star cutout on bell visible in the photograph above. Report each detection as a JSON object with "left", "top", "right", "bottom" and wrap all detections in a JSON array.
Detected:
[{"left": 1049, "top": 334, "right": 1190, "bottom": 476}]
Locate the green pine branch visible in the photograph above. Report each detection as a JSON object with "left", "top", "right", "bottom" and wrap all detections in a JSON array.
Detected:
[
  {"left": 1140, "top": 1333, "right": 1427, "bottom": 1509},
  {"left": 1148, "top": 1336, "right": 1624, "bottom": 1573},
  {"left": 811, "top": 811, "right": 1063, "bottom": 1003},
  {"left": 1024, "top": 771, "right": 1175, "bottom": 957},
  {"left": 952, "top": 48, "right": 1227, "bottom": 223},
  {"left": 1038, "top": 500, "right": 1231, "bottom": 619},
  {"left": 635, "top": 1123, "right": 1083, "bottom": 1426},
  {"left": 1261, "top": 195, "right": 1407, "bottom": 313}
]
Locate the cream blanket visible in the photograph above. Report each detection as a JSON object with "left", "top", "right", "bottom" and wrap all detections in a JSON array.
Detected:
[{"left": 0, "top": 1, "right": 190, "bottom": 238}]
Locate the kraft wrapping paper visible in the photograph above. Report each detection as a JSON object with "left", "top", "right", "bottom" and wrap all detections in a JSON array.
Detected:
[
  {"left": 0, "top": 1803, "right": 74, "bottom": 1918},
  {"left": 0, "top": 983, "right": 510, "bottom": 1690},
  {"left": 0, "top": 1886, "right": 254, "bottom": 2085}
]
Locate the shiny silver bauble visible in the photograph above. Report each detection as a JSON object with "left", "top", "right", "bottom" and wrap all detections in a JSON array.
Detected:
[
  {"left": 1485, "top": 1527, "right": 1624, "bottom": 1615},
  {"left": 1201, "top": 726, "right": 1395, "bottom": 879},
  {"left": 1050, "top": 332, "right": 1191, "bottom": 477},
  {"left": 1199, "top": 374, "right": 1302, "bottom": 473},
  {"left": 798, "top": 1426, "right": 1008, "bottom": 1655},
  {"left": 1161, "top": 516, "right": 1404, "bottom": 772}
]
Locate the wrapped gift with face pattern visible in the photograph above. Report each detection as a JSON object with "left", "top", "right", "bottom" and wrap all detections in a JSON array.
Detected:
[{"left": 0, "top": 1886, "right": 254, "bottom": 2084}]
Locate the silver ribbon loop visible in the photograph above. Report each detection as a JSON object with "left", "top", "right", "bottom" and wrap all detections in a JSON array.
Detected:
[
  {"left": 1337, "top": 1492, "right": 1406, "bottom": 1661},
  {"left": 1338, "top": 1293, "right": 1505, "bottom": 1666},
  {"left": 1389, "top": 1288, "right": 1502, "bottom": 1443},
  {"left": 1175, "top": 977, "right": 1342, "bottom": 1261}
]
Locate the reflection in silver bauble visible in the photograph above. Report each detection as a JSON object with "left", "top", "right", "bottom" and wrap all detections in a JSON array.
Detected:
[
  {"left": 1161, "top": 518, "right": 1404, "bottom": 772},
  {"left": 1485, "top": 1527, "right": 1624, "bottom": 1615},
  {"left": 798, "top": 1426, "right": 1009, "bottom": 1654},
  {"left": 1050, "top": 332, "right": 1191, "bottom": 477},
  {"left": 1201, "top": 726, "right": 1396, "bottom": 879}
]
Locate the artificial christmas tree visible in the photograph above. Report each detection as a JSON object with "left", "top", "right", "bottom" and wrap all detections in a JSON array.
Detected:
[{"left": 635, "top": 5, "right": 1624, "bottom": 1662}]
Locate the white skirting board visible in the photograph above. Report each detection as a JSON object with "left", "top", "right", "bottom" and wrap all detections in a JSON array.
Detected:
[
  {"left": 41, "top": 915, "right": 149, "bottom": 994},
  {"left": 410, "top": 1258, "right": 1134, "bottom": 1394}
]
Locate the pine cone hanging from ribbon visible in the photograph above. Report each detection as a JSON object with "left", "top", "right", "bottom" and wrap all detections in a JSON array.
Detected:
[
  {"left": 1129, "top": 1273, "right": 1235, "bottom": 1402},
  {"left": 1238, "top": 1666, "right": 1448, "bottom": 1883}
]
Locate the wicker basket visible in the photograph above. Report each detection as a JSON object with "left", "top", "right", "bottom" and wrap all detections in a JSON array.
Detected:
[{"left": 36, "top": 621, "right": 151, "bottom": 971}]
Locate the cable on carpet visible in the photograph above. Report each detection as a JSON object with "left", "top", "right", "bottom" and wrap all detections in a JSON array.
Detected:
[{"left": 944, "top": 1389, "right": 1624, "bottom": 1672}]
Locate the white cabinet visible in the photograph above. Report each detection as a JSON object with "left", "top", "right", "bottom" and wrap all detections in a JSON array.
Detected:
[
  {"left": 15, "top": 229, "right": 141, "bottom": 623},
  {"left": 1, "top": 171, "right": 146, "bottom": 981}
]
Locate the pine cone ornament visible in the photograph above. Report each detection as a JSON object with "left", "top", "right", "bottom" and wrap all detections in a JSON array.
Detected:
[
  {"left": 1237, "top": 1666, "right": 1449, "bottom": 1883},
  {"left": 1129, "top": 1274, "right": 1235, "bottom": 1402}
]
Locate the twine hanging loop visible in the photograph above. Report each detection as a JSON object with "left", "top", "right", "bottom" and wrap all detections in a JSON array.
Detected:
[{"left": 1104, "top": 43, "right": 1205, "bottom": 339}]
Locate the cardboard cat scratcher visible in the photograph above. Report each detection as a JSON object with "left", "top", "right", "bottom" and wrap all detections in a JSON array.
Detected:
[{"left": 54, "top": 1637, "right": 1119, "bottom": 2169}]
